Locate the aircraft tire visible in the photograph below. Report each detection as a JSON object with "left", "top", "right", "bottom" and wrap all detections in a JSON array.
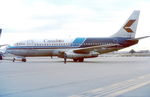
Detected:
[
  {"left": 73, "top": 59, "right": 78, "bottom": 62},
  {"left": 79, "top": 58, "right": 84, "bottom": 62},
  {"left": 22, "top": 58, "right": 26, "bottom": 62}
]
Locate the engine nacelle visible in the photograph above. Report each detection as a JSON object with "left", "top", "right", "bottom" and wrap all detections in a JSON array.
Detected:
[{"left": 58, "top": 51, "right": 99, "bottom": 59}]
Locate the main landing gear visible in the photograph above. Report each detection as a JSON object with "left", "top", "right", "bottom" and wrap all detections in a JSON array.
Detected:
[
  {"left": 73, "top": 58, "right": 84, "bottom": 62},
  {"left": 13, "top": 57, "right": 27, "bottom": 62},
  {"left": 64, "top": 58, "right": 84, "bottom": 64},
  {"left": 63, "top": 53, "right": 85, "bottom": 63},
  {"left": 22, "top": 58, "right": 27, "bottom": 62}
]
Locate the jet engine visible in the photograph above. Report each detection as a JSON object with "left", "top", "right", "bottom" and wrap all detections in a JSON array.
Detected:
[{"left": 58, "top": 51, "right": 99, "bottom": 62}]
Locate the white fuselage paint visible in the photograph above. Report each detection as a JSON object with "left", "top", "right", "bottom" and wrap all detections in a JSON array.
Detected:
[{"left": 6, "top": 38, "right": 120, "bottom": 57}]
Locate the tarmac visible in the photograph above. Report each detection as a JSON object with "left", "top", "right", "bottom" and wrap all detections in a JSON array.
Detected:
[{"left": 0, "top": 56, "right": 150, "bottom": 97}]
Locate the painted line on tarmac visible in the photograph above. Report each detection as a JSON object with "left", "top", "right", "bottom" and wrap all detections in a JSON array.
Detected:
[{"left": 70, "top": 74, "right": 150, "bottom": 97}]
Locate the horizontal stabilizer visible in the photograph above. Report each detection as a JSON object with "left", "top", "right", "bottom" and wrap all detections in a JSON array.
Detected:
[{"left": 128, "top": 36, "right": 150, "bottom": 40}]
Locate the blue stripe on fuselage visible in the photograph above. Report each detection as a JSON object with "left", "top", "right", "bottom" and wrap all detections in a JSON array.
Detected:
[{"left": 71, "top": 38, "right": 86, "bottom": 47}]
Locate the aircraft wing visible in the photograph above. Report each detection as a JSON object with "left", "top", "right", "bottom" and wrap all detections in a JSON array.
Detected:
[{"left": 73, "top": 44, "right": 119, "bottom": 54}]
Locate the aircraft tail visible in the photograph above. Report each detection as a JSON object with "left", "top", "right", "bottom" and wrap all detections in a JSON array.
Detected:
[{"left": 112, "top": 10, "right": 140, "bottom": 38}]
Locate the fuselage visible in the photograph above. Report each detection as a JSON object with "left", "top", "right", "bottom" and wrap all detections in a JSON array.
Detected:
[{"left": 6, "top": 37, "right": 138, "bottom": 57}]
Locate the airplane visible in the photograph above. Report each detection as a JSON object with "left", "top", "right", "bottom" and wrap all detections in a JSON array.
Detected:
[{"left": 1, "top": 10, "right": 149, "bottom": 63}]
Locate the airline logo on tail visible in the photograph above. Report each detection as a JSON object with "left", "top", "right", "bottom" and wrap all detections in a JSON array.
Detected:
[{"left": 123, "top": 20, "right": 136, "bottom": 33}]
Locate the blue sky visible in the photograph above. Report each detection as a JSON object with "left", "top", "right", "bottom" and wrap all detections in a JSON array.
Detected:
[{"left": 0, "top": 0, "right": 150, "bottom": 50}]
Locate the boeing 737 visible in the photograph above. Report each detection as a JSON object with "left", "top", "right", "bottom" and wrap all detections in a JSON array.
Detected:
[{"left": 1, "top": 10, "right": 149, "bottom": 63}]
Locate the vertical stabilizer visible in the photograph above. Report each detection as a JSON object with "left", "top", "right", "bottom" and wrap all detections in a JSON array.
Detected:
[{"left": 112, "top": 10, "right": 140, "bottom": 38}]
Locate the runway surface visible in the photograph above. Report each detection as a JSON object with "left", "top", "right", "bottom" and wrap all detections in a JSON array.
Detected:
[{"left": 0, "top": 57, "right": 150, "bottom": 97}]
